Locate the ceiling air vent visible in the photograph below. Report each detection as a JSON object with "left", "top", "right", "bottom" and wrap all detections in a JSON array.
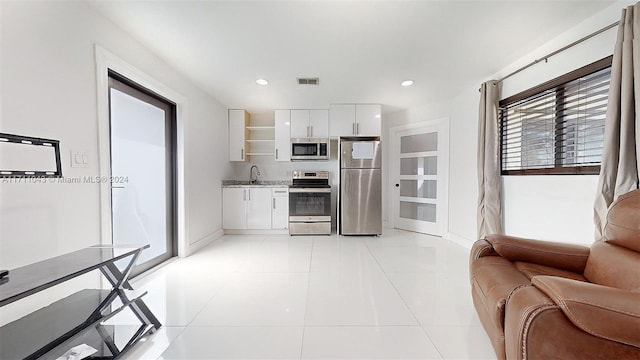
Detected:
[{"left": 297, "top": 77, "right": 319, "bottom": 85}]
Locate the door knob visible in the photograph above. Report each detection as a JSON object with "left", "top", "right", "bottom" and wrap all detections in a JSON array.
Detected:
[{"left": 395, "top": 184, "right": 399, "bottom": 187}]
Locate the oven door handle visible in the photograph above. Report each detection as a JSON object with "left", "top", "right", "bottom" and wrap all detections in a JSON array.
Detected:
[{"left": 289, "top": 188, "right": 331, "bottom": 193}]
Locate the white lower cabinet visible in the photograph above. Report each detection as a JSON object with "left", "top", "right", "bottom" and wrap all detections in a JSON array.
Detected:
[
  {"left": 246, "top": 188, "right": 271, "bottom": 229},
  {"left": 222, "top": 188, "right": 247, "bottom": 229},
  {"left": 223, "top": 187, "right": 271, "bottom": 230},
  {"left": 223, "top": 187, "right": 289, "bottom": 231},
  {"left": 271, "top": 188, "right": 289, "bottom": 229}
]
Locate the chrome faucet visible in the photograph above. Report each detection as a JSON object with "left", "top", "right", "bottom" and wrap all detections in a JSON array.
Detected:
[{"left": 249, "top": 165, "right": 261, "bottom": 183}]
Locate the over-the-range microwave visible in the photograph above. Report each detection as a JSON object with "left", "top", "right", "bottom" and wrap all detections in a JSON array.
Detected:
[{"left": 290, "top": 138, "right": 329, "bottom": 161}]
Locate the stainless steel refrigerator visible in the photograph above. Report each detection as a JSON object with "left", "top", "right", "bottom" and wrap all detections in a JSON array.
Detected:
[{"left": 340, "top": 137, "right": 382, "bottom": 235}]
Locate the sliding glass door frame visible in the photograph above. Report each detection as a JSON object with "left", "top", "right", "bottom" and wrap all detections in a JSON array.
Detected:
[{"left": 108, "top": 70, "right": 177, "bottom": 277}]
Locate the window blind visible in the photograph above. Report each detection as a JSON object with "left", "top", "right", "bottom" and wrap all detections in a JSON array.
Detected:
[{"left": 500, "top": 62, "right": 611, "bottom": 175}]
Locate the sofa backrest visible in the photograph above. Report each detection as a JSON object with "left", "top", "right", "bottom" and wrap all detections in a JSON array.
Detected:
[{"left": 584, "top": 190, "right": 640, "bottom": 292}]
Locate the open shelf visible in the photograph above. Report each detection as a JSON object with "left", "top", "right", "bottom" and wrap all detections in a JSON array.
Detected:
[{"left": 242, "top": 120, "right": 277, "bottom": 160}]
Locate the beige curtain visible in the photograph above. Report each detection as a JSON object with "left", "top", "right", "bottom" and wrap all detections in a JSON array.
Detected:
[
  {"left": 477, "top": 80, "right": 503, "bottom": 239},
  {"left": 594, "top": 3, "right": 640, "bottom": 239}
]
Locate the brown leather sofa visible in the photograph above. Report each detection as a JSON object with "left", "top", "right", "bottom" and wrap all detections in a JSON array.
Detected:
[{"left": 470, "top": 189, "right": 640, "bottom": 360}]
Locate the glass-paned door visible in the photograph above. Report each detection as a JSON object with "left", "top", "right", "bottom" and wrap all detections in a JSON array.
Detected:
[
  {"left": 392, "top": 121, "right": 448, "bottom": 235},
  {"left": 108, "top": 72, "right": 176, "bottom": 276}
]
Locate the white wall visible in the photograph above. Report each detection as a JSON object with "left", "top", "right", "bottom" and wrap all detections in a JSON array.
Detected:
[
  {"left": 383, "top": 88, "right": 480, "bottom": 244},
  {"left": 0, "top": 1, "right": 232, "bottom": 325},
  {"left": 384, "top": 0, "right": 634, "bottom": 247}
]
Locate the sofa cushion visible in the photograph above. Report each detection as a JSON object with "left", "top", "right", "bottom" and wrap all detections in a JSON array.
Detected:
[
  {"left": 471, "top": 256, "right": 531, "bottom": 330},
  {"left": 514, "top": 261, "right": 587, "bottom": 282}
]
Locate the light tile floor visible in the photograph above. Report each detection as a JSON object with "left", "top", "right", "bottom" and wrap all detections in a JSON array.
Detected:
[{"left": 117, "top": 229, "right": 496, "bottom": 359}]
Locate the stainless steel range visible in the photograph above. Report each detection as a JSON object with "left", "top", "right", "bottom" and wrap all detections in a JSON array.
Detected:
[{"left": 289, "top": 171, "right": 332, "bottom": 235}]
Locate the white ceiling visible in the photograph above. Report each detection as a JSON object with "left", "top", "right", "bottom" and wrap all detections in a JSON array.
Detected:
[{"left": 89, "top": 1, "right": 615, "bottom": 115}]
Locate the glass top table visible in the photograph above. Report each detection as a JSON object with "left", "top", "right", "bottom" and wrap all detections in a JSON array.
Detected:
[{"left": 0, "top": 244, "right": 161, "bottom": 359}]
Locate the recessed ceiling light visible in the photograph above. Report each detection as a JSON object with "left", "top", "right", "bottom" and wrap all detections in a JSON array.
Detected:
[
  {"left": 401, "top": 80, "right": 414, "bottom": 87},
  {"left": 256, "top": 78, "right": 268, "bottom": 85}
]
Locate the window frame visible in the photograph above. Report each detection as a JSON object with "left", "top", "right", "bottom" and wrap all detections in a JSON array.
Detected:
[{"left": 499, "top": 55, "right": 613, "bottom": 176}]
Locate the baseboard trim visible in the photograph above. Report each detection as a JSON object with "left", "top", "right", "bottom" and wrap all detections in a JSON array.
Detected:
[
  {"left": 443, "top": 232, "right": 474, "bottom": 249},
  {"left": 185, "top": 229, "right": 224, "bottom": 257},
  {"left": 131, "top": 256, "right": 179, "bottom": 283}
]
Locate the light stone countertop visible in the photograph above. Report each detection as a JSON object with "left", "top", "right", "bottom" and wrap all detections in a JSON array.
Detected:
[{"left": 222, "top": 180, "right": 291, "bottom": 188}]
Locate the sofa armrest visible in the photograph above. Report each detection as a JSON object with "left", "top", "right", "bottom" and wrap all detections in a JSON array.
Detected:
[
  {"left": 485, "top": 234, "right": 590, "bottom": 273},
  {"left": 470, "top": 239, "right": 498, "bottom": 260},
  {"left": 533, "top": 275, "right": 640, "bottom": 348}
]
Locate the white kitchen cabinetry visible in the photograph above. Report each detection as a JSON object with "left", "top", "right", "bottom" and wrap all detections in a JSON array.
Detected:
[
  {"left": 271, "top": 188, "right": 289, "bottom": 229},
  {"left": 310, "top": 110, "right": 329, "bottom": 138},
  {"left": 222, "top": 187, "right": 272, "bottom": 230},
  {"left": 274, "top": 110, "right": 291, "bottom": 161},
  {"left": 329, "top": 104, "right": 356, "bottom": 137},
  {"left": 229, "top": 109, "right": 249, "bottom": 161},
  {"left": 222, "top": 188, "right": 247, "bottom": 229},
  {"left": 290, "top": 109, "right": 328, "bottom": 138},
  {"left": 355, "top": 104, "right": 382, "bottom": 136},
  {"left": 246, "top": 188, "right": 272, "bottom": 229},
  {"left": 329, "top": 104, "right": 381, "bottom": 137},
  {"left": 290, "top": 110, "right": 309, "bottom": 138}
]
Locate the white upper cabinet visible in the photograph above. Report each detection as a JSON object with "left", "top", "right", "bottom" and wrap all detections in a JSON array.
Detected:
[
  {"left": 229, "top": 109, "right": 249, "bottom": 161},
  {"left": 274, "top": 110, "right": 291, "bottom": 161},
  {"left": 291, "top": 109, "right": 329, "bottom": 139},
  {"left": 329, "top": 104, "right": 356, "bottom": 137},
  {"left": 355, "top": 104, "right": 382, "bottom": 136},
  {"left": 309, "top": 110, "right": 329, "bottom": 138},
  {"left": 290, "top": 110, "right": 310, "bottom": 138},
  {"left": 329, "top": 104, "right": 381, "bottom": 137}
]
